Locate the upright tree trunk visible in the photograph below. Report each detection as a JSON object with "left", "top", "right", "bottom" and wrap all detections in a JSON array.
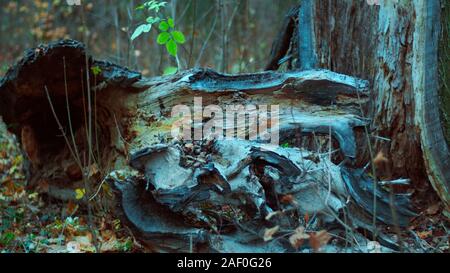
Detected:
[{"left": 268, "top": 0, "right": 449, "bottom": 212}]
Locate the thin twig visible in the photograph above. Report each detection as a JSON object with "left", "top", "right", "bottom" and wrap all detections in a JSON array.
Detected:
[
  {"left": 63, "top": 57, "right": 82, "bottom": 165},
  {"left": 44, "top": 86, "right": 81, "bottom": 168},
  {"left": 195, "top": 7, "right": 218, "bottom": 67}
]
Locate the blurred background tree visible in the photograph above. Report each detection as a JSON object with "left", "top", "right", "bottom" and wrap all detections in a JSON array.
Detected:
[{"left": 0, "top": 0, "right": 299, "bottom": 77}]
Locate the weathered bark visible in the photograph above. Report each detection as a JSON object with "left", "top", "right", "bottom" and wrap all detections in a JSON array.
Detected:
[
  {"left": 0, "top": 40, "right": 417, "bottom": 252},
  {"left": 265, "top": 5, "right": 299, "bottom": 71},
  {"left": 415, "top": 0, "right": 450, "bottom": 214},
  {"left": 267, "top": 0, "right": 450, "bottom": 212}
]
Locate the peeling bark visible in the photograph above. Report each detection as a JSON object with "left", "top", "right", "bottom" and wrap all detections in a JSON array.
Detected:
[
  {"left": 267, "top": 0, "right": 449, "bottom": 212},
  {"left": 414, "top": 0, "right": 450, "bottom": 211}
]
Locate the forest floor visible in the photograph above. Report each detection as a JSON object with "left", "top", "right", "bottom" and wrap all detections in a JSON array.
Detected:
[
  {"left": 0, "top": 120, "right": 144, "bottom": 253},
  {"left": 0, "top": 120, "right": 448, "bottom": 253}
]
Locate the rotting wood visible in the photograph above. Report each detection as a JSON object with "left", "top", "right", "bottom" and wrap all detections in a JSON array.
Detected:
[
  {"left": 266, "top": 0, "right": 450, "bottom": 213},
  {"left": 0, "top": 39, "right": 418, "bottom": 252}
]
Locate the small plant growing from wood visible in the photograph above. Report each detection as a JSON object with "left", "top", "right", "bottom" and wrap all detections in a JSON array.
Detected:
[{"left": 131, "top": 1, "right": 186, "bottom": 75}]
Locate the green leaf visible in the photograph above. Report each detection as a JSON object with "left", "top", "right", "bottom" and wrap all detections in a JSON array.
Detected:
[
  {"left": 90, "top": 66, "right": 102, "bottom": 76},
  {"left": 0, "top": 232, "right": 15, "bottom": 246},
  {"left": 171, "top": 31, "right": 186, "bottom": 44},
  {"left": 159, "top": 21, "right": 169, "bottom": 31},
  {"left": 75, "top": 188, "right": 86, "bottom": 200},
  {"left": 157, "top": 32, "right": 171, "bottom": 44},
  {"left": 142, "top": 24, "right": 152, "bottom": 32},
  {"left": 147, "top": 1, "right": 167, "bottom": 12},
  {"left": 281, "top": 143, "right": 290, "bottom": 148},
  {"left": 163, "top": 66, "right": 178, "bottom": 75},
  {"left": 131, "top": 25, "right": 145, "bottom": 41},
  {"left": 146, "top": 16, "right": 160, "bottom": 24},
  {"left": 131, "top": 24, "right": 151, "bottom": 41},
  {"left": 168, "top": 18, "right": 175, "bottom": 28},
  {"left": 166, "top": 39, "right": 178, "bottom": 57}
]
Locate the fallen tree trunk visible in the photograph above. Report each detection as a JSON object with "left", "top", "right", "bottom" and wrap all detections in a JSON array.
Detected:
[{"left": 0, "top": 39, "right": 417, "bottom": 252}]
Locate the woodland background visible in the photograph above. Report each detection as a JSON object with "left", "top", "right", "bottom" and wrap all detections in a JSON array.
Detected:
[{"left": 0, "top": 0, "right": 299, "bottom": 77}]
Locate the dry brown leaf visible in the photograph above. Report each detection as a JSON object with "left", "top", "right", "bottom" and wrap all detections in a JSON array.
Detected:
[
  {"left": 289, "top": 227, "right": 309, "bottom": 249},
  {"left": 72, "top": 235, "right": 95, "bottom": 252},
  {"left": 66, "top": 241, "right": 81, "bottom": 253},
  {"left": 417, "top": 230, "right": 432, "bottom": 239},
  {"left": 98, "top": 217, "right": 107, "bottom": 231},
  {"left": 101, "top": 229, "right": 115, "bottom": 241},
  {"left": 100, "top": 238, "right": 117, "bottom": 252},
  {"left": 3, "top": 180, "right": 15, "bottom": 196},
  {"left": 373, "top": 151, "right": 388, "bottom": 165},
  {"left": 280, "top": 194, "right": 294, "bottom": 204},
  {"left": 263, "top": 226, "right": 280, "bottom": 242},
  {"left": 46, "top": 244, "right": 68, "bottom": 253},
  {"left": 66, "top": 200, "right": 78, "bottom": 215},
  {"left": 304, "top": 213, "right": 310, "bottom": 224},
  {"left": 88, "top": 163, "right": 100, "bottom": 178},
  {"left": 309, "top": 230, "right": 331, "bottom": 251},
  {"left": 100, "top": 232, "right": 118, "bottom": 252},
  {"left": 36, "top": 179, "right": 49, "bottom": 193},
  {"left": 425, "top": 203, "right": 440, "bottom": 215},
  {"left": 265, "top": 211, "right": 282, "bottom": 221}
]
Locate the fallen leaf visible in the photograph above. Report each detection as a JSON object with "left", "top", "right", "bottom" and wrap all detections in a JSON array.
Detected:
[
  {"left": 100, "top": 232, "right": 117, "bottom": 252},
  {"left": 112, "top": 219, "right": 121, "bottom": 231},
  {"left": 265, "top": 211, "right": 282, "bottom": 221},
  {"left": 36, "top": 179, "right": 49, "bottom": 193},
  {"left": 47, "top": 244, "right": 67, "bottom": 253},
  {"left": 280, "top": 194, "right": 294, "bottom": 204},
  {"left": 26, "top": 203, "right": 40, "bottom": 213},
  {"left": 66, "top": 241, "right": 81, "bottom": 253},
  {"left": 425, "top": 203, "right": 440, "bottom": 215},
  {"left": 88, "top": 163, "right": 100, "bottom": 178},
  {"left": 3, "top": 180, "right": 15, "bottom": 196},
  {"left": 72, "top": 235, "right": 95, "bottom": 252},
  {"left": 102, "top": 183, "right": 113, "bottom": 197},
  {"left": 367, "top": 241, "right": 381, "bottom": 253},
  {"left": 66, "top": 200, "right": 78, "bottom": 215},
  {"left": 75, "top": 188, "right": 86, "bottom": 200},
  {"left": 417, "top": 230, "right": 432, "bottom": 239},
  {"left": 373, "top": 151, "right": 388, "bottom": 166},
  {"left": 101, "top": 230, "right": 115, "bottom": 241},
  {"left": 309, "top": 230, "right": 331, "bottom": 251},
  {"left": 263, "top": 226, "right": 280, "bottom": 242},
  {"left": 28, "top": 192, "right": 39, "bottom": 201},
  {"left": 304, "top": 213, "right": 310, "bottom": 224},
  {"left": 100, "top": 238, "right": 116, "bottom": 252},
  {"left": 289, "top": 227, "right": 309, "bottom": 249}
]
